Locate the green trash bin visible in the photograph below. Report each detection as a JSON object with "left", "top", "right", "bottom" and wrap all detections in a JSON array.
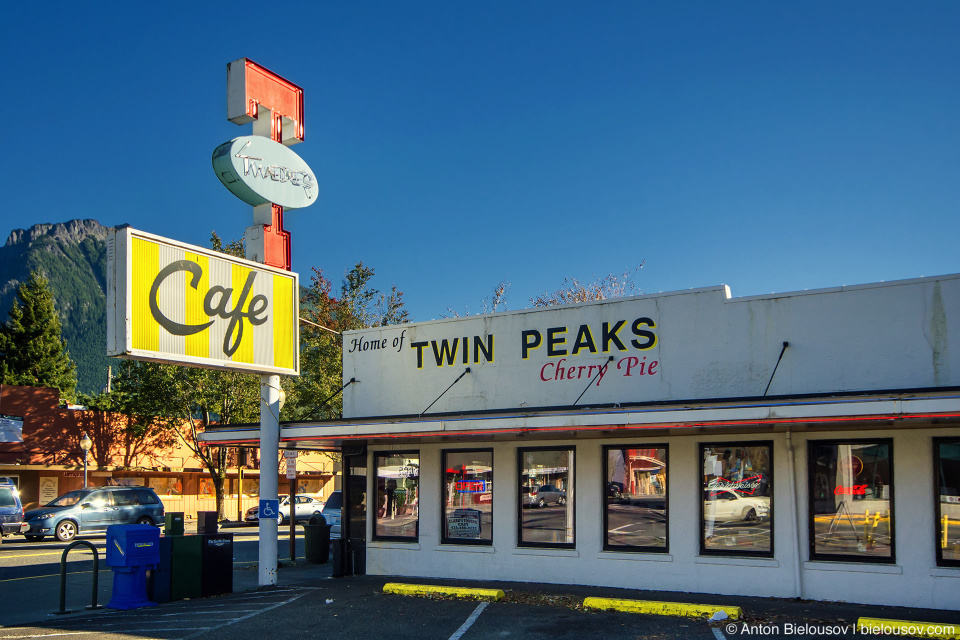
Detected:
[
  {"left": 169, "top": 535, "right": 202, "bottom": 600},
  {"left": 303, "top": 515, "right": 331, "bottom": 564}
]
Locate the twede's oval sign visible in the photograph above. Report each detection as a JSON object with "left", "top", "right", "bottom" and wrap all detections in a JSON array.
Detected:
[{"left": 212, "top": 136, "right": 316, "bottom": 209}]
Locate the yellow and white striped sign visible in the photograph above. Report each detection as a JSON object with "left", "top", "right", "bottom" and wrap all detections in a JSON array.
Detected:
[{"left": 107, "top": 227, "right": 299, "bottom": 375}]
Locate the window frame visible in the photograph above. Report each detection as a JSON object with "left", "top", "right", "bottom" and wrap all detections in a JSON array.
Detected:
[
  {"left": 440, "top": 448, "right": 494, "bottom": 546},
  {"left": 934, "top": 437, "right": 960, "bottom": 568},
  {"left": 372, "top": 450, "right": 421, "bottom": 543},
  {"left": 807, "top": 438, "right": 895, "bottom": 564},
  {"left": 517, "top": 445, "right": 576, "bottom": 549},
  {"left": 698, "top": 440, "right": 775, "bottom": 558},
  {"left": 602, "top": 444, "right": 669, "bottom": 553}
]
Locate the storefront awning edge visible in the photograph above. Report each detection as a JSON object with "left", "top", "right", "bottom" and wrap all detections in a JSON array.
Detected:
[{"left": 198, "top": 395, "right": 960, "bottom": 447}]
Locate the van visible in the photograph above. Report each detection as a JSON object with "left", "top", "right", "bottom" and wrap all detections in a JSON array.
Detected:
[
  {"left": 23, "top": 486, "right": 164, "bottom": 542},
  {"left": 321, "top": 491, "right": 342, "bottom": 539},
  {"left": 0, "top": 479, "right": 28, "bottom": 546}
]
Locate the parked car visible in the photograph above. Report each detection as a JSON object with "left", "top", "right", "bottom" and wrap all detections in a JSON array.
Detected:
[
  {"left": 606, "top": 481, "right": 626, "bottom": 500},
  {"left": 522, "top": 484, "right": 566, "bottom": 508},
  {"left": 22, "top": 487, "right": 164, "bottom": 542},
  {"left": 321, "top": 491, "right": 342, "bottom": 539},
  {"left": 703, "top": 488, "right": 770, "bottom": 523},
  {"left": 245, "top": 494, "right": 325, "bottom": 524},
  {"left": 0, "top": 480, "right": 29, "bottom": 546}
]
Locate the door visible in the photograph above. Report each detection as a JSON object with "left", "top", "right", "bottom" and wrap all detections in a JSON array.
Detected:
[
  {"left": 78, "top": 490, "right": 115, "bottom": 530},
  {"left": 112, "top": 489, "right": 140, "bottom": 524},
  {"left": 343, "top": 449, "right": 367, "bottom": 575}
]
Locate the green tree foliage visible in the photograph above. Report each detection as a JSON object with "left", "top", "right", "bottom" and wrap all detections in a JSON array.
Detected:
[
  {"left": 0, "top": 270, "right": 77, "bottom": 400},
  {"left": 75, "top": 382, "right": 179, "bottom": 470},
  {"left": 0, "top": 220, "right": 116, "bottom": 394},
  {"left": 285, "top": 261, "right": 409, "bottom": 421}
]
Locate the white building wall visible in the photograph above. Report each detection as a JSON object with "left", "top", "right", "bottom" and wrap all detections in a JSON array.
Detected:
[
  {"left": 364, "top": 426, "right": 960, "bottom": 610},
  {"left": 343, "top": 275, "right": 960, "bottom": 417}
]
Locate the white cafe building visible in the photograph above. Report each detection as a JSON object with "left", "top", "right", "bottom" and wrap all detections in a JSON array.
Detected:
[{"left": 203, "top": 273, "right": 960, "bottom": 610}]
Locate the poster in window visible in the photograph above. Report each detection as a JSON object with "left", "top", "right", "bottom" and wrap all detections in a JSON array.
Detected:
[
  {"left": 39, "top": 477, "right": 59, "bottom": 504},
  {"left": 150, "top": 477, "right": 182, "bottom": 496}
]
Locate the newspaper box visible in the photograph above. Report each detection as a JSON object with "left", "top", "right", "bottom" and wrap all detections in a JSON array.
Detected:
[{"left": 105, "top": 524, "right": 160, "bottom": 610}]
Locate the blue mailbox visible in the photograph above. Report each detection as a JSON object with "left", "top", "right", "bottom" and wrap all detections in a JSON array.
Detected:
[{"left": 105, "top": 524, "right": 160, "bottom": 610}]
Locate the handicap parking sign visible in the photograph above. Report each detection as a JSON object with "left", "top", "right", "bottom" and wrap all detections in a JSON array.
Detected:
[{"left": 259, "top": 499, "right": 280, "bottom": 520}]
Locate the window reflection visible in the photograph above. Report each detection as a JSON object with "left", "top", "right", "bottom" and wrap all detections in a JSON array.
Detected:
[
  {"left": 374, "top": 452, "right": 419, "bottom": 540},
  {"left": 443, "top": 450, "right": 493, "bottom": 544},
  {"left": 519, "top": 448, "right": 574, "bottom": 546},
  {"left": 937, "top": 440, "right": 960, "bottom": 566},
  {"left": 604, "top": 446, "right": 667, "bottom": 551},
  {"left": 701, "top": 443, "right": 773, "bottom": 555},
  {"left": 809, "top": 441, "right": 892, "bottom": 562}
]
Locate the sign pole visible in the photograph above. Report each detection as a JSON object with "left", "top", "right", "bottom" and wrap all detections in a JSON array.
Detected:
[
  {"left": 220, "top": 57, "right": 309, "bottom": 588},
  {"left": 258, "top": 374, "right": 281, "bottom": 586}
]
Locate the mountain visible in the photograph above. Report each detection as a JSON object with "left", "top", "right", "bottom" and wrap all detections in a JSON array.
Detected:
[{"left": 0, "top": 219, "right": 119, "bottom": 394}]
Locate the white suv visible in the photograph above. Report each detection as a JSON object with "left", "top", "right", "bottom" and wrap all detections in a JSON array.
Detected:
[{"left": 321, "top": 491, "right": 342, "bottom": 539}]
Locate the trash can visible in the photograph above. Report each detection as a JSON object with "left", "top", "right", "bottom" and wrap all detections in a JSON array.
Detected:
[
  {"left": 147, "top": 536, "right": 173, "bottom": 603},
  {"left": 303, "top": 515, "right": 331, "bottom": 564},
  {"left": 169, "top": 534, "right": 202, "bottom": 600},
  {"left": 105, "top": 524, "right": 160, "bottom": 610},
  {"left": 197, "top": 511, "right": 219, "bottom": 534},
  {"left": 330, "top": 539, "right": 347, "bottom": 577},
  {"left": 164, "top": 512, "right": 184, "bottom": 536},
  {"left": 200, "top": 533, "right": 233, "bottom": 596},
  {"left": 350, "top": 538, "right": 366, "bottom": 576}
]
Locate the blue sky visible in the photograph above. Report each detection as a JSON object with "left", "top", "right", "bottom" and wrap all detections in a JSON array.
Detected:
[{"left": 3, "top": 2, "right": 958, "bottom": 321}]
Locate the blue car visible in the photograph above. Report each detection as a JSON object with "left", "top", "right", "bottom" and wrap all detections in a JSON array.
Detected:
[
  {"left": 0, "top": 479, "right": 29, "bottom": 546},
  {"left": 23, "top": 487, "right": 164, "bottom": 542}
]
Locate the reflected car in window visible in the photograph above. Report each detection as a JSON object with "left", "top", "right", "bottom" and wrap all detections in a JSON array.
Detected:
[
  {"left": 704, "top": 488, "right": 769, "bottom": 523},
  {"left": 522, "top": 484, "right": 567, "bottom": 508}
]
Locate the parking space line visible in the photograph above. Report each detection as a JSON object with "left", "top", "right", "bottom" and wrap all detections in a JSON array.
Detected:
[
  {"left": 174, "top": 590, "right": 306, "bottom": 640},
  {"left": 0, "top": 570, "right": 96, "bottom": 582},
  {"left": 712, "top": 628, "right": 726, "bottom": 640},
  {"left": 448, "top": 602, "right": 490, "bottom": 640}
]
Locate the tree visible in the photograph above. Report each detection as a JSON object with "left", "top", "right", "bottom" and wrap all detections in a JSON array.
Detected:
[
  {"left": 445, "top": 280, "right": 511, "bottom": 317},
  {"left": 112, "top": 359, "right": 259, "bottom": 519},
  {"left": 285, "top": 261, "right": 409, "bottom": 421},
  {"left": 530, "top": 264, "right": 645, "bottom": 307},
  {"left": 75, "top": 384, "right": 178, "bottom": 470},
  {"left": 0, "top": 270, "right": 77, "bottom": 400}
]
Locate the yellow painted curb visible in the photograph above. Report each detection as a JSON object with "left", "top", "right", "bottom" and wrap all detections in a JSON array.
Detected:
[
  {"left": 383, "top": 583, "right": 504, "bottom": 601},
  {"left": 857, "top": 618, "right": 960, "bottom": 639},
  {"left": 583, "top": 597, "right": 741, "bottom": 620}
]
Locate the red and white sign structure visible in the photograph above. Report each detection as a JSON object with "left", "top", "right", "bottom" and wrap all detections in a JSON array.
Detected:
[{"left": 214, "top": 58, "right": 316, "bottom": 271}]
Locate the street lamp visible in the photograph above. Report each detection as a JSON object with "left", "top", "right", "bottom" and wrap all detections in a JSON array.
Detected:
[{"left": 79, "top": 433, "right": 92, "bottom": 488}]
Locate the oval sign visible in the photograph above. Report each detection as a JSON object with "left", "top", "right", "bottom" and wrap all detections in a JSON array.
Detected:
[{"left": 212, "top": 136, "right": 316, "bottom": 209}]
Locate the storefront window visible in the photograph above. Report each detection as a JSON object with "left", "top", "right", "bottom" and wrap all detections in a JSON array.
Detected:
[
  {"left": 442, "top": 450, "right": 493, "bottom": 544},
  {"left": 604, "top": 445, "right": 668, "bottom": 551},
  {"left": 701, "top": 442, "right": 773, "bottom": 556},
  {"left": 935, "top": 439, "right": 960, "bottom": 567},
  {"left": 808, "top": 440, "right": 893, "bottom": 562},
  {"left": 374, "top": 451, "right": 420, "bottom": 541},
  {"left": 518, "top": 447, "right": 574, "bottom": 547}
]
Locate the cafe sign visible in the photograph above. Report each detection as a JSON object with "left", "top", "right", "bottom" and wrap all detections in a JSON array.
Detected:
[{"left": 106, "top": 227, "right": 299, "bottom": 375}]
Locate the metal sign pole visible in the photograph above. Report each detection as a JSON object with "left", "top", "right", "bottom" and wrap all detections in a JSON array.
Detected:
[
  {"left": 258, "top": 375, "right": 281, "bottom": 586},
  {"left": 218, "top": 57, "right": 310, "bottom": 587}
]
